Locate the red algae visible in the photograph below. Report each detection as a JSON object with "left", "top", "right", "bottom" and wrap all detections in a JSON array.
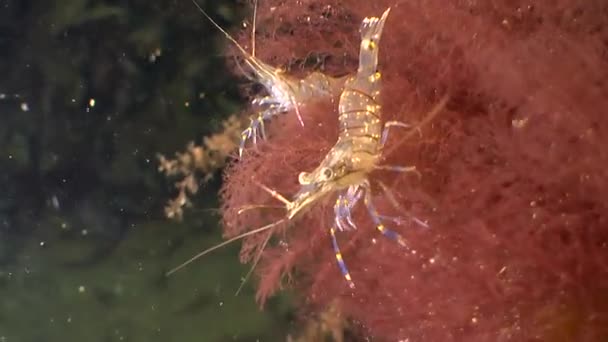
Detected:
[{"left": 220, "top": 0, "right": 608, "bottom": 340}]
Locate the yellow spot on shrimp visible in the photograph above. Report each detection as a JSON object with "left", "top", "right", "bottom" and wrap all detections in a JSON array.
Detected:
[
  {"left": 336, "top": 253, "right": 343, "bottom": 261},
  {"left": 368, "top": 72, "right": 381, "bottom": 83},
  {"left": 362, "top": 39, "right": 377, "bottom": 50}
]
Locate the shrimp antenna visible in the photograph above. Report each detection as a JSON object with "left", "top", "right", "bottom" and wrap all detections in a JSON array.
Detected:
[
  {"left": 190, "top": 0, "right": 265, "bottom": 70},
  {"left": 165, "top": 218, "right": 286, "bottom": 276},
  {"left": 251, "top": 0, "right": 257, "bottom": 57},
  {"left": 234, "top": 228, "right": 272, "bottom": 295}
]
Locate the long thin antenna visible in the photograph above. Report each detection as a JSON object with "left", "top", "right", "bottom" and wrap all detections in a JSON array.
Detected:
[
  {"left": 234, "top": 228, "right": 272, "bottom": 295},
  {"left": 165, "top": 218, "right": 286, "bottom": 276},
  {"left": 190, "top": 0, "right": 257, "bottom": 64},
  {"left": 251, "top": 0, "right": 257, "bottom": 57}
]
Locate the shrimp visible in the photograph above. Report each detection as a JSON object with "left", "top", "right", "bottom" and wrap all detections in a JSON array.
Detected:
[
  {"left": 279, "top": 7, "right": 428, "bottom": 288},
  {"left": 167, "top": 8, "right": 447, "bottom": 291},
  {"left": 191, "top": 0, "right": 346, "bottom": 157},
  {"left": 263, "top": 7, "right": 450, "bottom": 287}
]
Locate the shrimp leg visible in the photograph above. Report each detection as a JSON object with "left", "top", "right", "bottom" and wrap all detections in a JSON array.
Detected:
[
  {"left": 376, "top": 121, "right": 421, "bottom": 176},
  {"left": 363, "top": 182, "right": 409, "bottom": 249},
  {"left": 334, "top": 186, "right": 363, "bottom": 231},
  {"left": 380, "top": 121, "right": 414, "bottom": 146},
  {"left": 329, "top": 226, "right": 356, "bottom": 289}
]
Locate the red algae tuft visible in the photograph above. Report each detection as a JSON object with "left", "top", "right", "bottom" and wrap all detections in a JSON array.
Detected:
[{"left": 221, "top": 1, "right": 608, "bottom": 340}]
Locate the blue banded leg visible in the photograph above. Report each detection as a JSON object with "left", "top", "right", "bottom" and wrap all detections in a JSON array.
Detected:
[
  {"left": 329, "top": 226, "right": 355, "bottom": 289},
  {"left": 364, "top": 190, "right": 409, "bottom": 249},
  {"left": 334, "top": 187, "right": 363, "bottom": 231}
]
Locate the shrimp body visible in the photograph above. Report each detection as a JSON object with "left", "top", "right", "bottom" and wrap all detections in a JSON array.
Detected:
[
  {"left": 284, "top": 8, "right": 428, "bottom": 288},
  {"left": 245, "top": 70, "right": 346, "bottom": 155},
  {"left": 288, "top": 8, "right": 394, "bottom": 218}
]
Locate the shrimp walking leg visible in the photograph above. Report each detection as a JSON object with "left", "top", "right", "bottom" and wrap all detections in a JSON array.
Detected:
[
  {"left": 374, "top": 165, "right": 419, "bottom": 173},
  {"left": 377, "top": 180, "right": 430, "bottom": 229},
  {"left": 334, "top": 186, "right": 363, "bottom": 231},
  {"left": 375, "top": 121, "right": 422, "bottom": 176},
  {"left": 329, "top": 226, "right": 356, "bottom": 289},
  {"left": 380, "top": 121, "right": 413, "bottom": 146},
  {"left": 239, "top": 104, "right": 282, "bottom": 156},
  {"left": 363, "top": 185, "right": 409, "bottom": 249}
]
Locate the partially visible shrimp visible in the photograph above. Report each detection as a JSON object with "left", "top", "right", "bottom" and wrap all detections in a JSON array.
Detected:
[{"left": 191, "top": 0, "right": 346, "bottom": 157}]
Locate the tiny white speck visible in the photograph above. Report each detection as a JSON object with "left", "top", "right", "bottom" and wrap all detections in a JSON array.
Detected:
[
  {"left": 51, "top": 196, "right": 60, "bottom": 209},
  {"left": 89, "top": 98, "right": 95, "bottom": 107},
  {"left": 78, "top": 285, "right": 85, "bottom": 293},
  {"left": 20, "top": 102, "right": 29, "bottom": 111}
]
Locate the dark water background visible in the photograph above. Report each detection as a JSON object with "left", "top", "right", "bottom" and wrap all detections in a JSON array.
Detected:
[{"left": 0, "top": 0, "right": 292, "bottom": 340}]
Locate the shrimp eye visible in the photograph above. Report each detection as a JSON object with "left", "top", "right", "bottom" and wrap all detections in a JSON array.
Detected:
[{"left": 321, "top": 167, "right": 333, "bottom": 180}]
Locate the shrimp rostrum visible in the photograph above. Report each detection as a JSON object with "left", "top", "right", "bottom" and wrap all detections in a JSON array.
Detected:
[{"left": 191, "top": 0, "right": 346, "bottom": 157}]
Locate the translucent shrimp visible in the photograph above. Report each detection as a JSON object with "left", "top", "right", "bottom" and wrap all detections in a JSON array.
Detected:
[
  {"left": 191, "top": 0, "right": 346, "bottom": 157},
  {"left": 167, "top": 8, "right": 448, "bottom": 291},
  {"left": 280, "top": 8, "right": 426, "bottom": 288}
]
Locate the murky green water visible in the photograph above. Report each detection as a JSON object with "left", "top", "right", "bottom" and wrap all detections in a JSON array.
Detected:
[
  {"left": 0, "top": 0, "right": 294, "bottom": 340},
  {"left": 0, "top": 183, "right": 293, "bottom": 341}
]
